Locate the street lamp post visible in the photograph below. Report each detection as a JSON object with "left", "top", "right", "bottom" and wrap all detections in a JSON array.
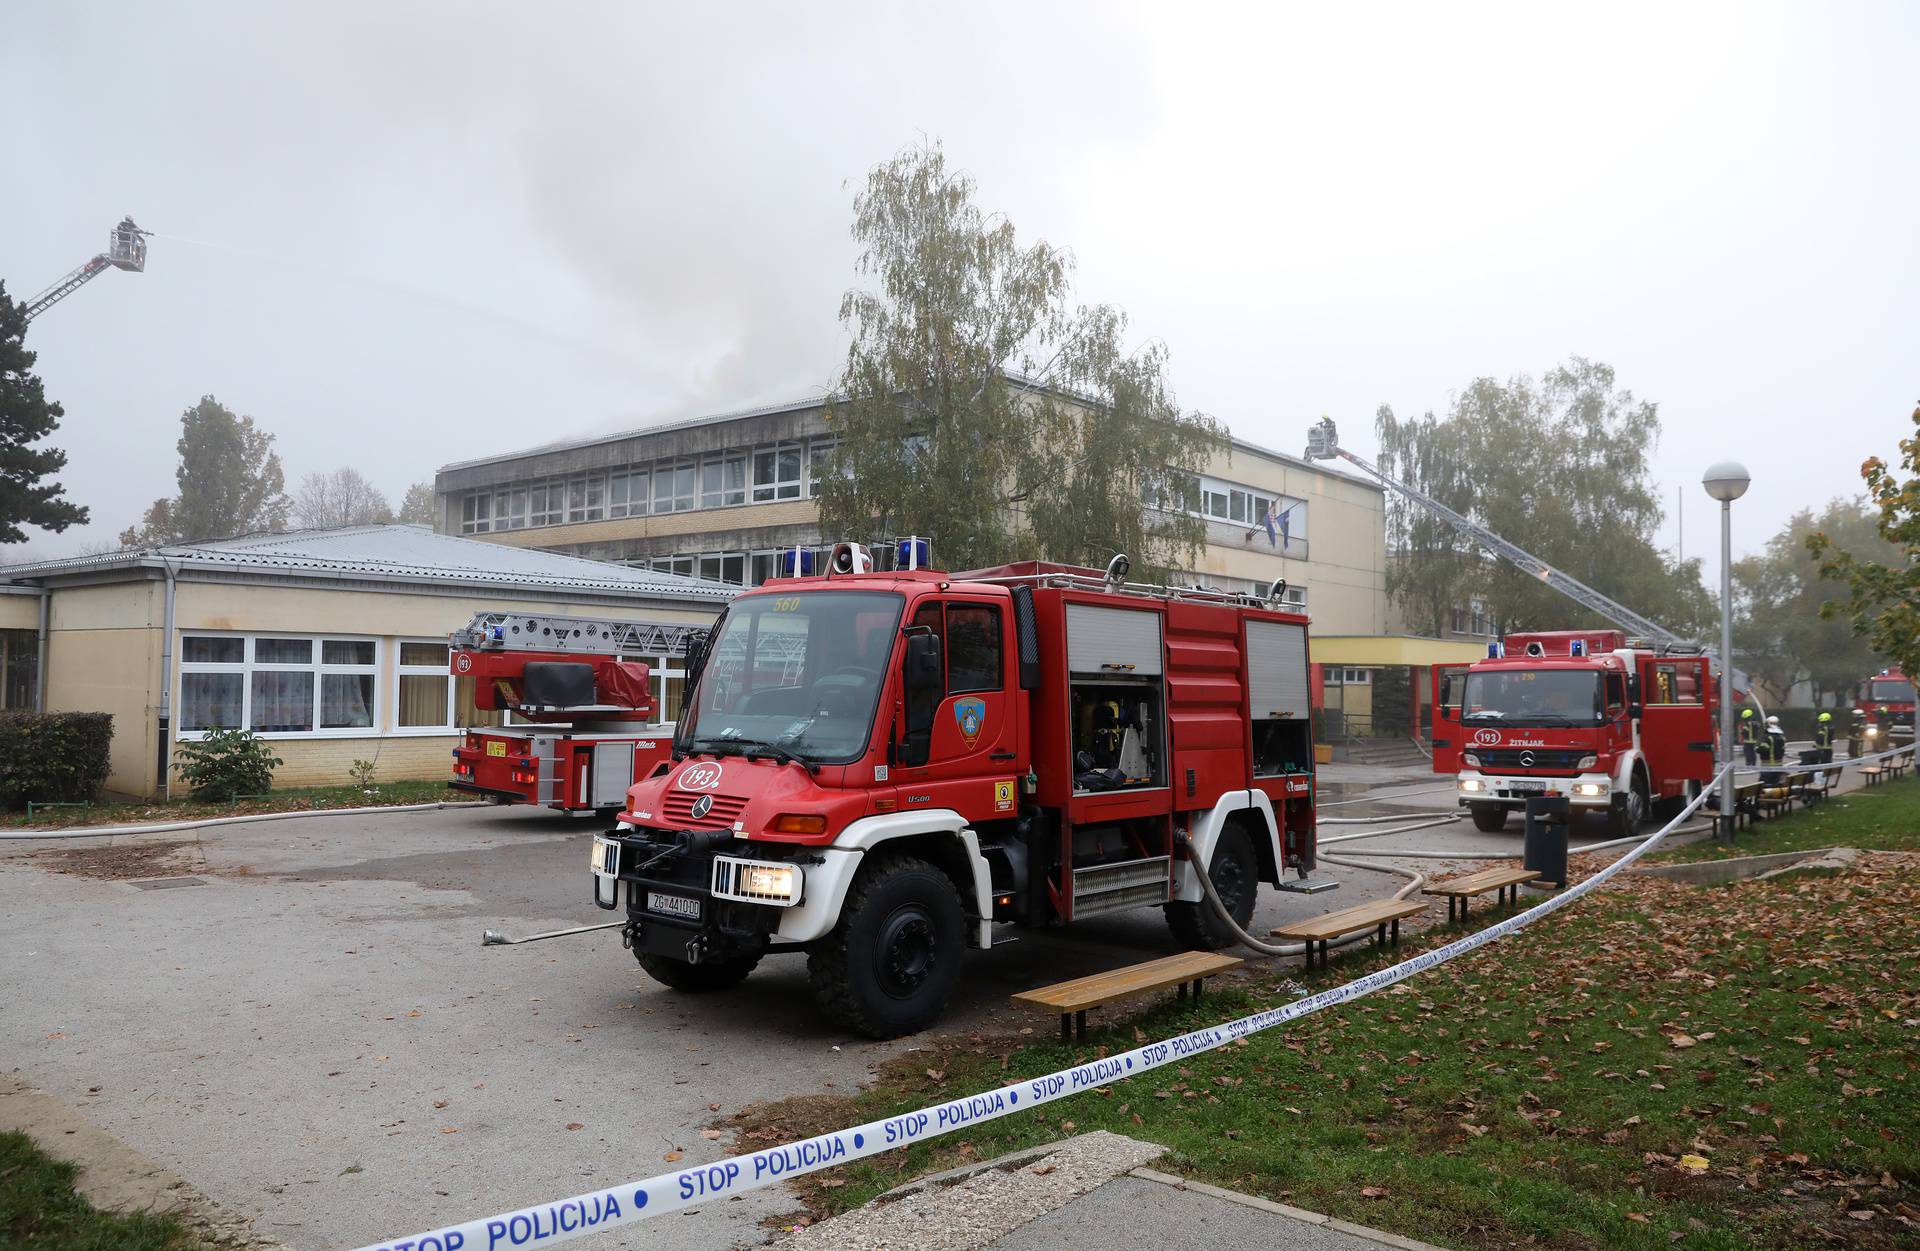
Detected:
[{"left": 1703, "top": 461, "right": 1751, "bottom": 841}]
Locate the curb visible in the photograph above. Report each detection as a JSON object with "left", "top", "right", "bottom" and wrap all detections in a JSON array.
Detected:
[
  {"left": 0, "top": 799, "right": 489, "bottom": 841},
  {"left": 1128, "top": 1166, "right": 1452, "bottom": 1251}
]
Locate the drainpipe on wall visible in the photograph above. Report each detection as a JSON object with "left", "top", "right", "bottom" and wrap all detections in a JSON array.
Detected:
[
  {"left": 156, "top": 560, "right": 178, "bottom": 802},
  {"left": 34, "top": 585, "right": 49, "bottom": 713}
]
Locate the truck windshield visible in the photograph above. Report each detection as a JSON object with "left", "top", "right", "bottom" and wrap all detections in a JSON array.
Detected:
[
  {"left": 1461, "top": 669, "right": 1605, "bottom": 726},
  {"left": 676, "top": 590, "right": 904, "bottom": 765},
  {"left": 1870, "top": 679, "right": 1916, "bottom": 703}
]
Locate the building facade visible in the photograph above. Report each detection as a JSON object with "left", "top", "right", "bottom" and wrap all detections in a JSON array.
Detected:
[
  {"left": 433, "top": 398, "right": 1395, "bottom": 637},
  {"left": 0, "top": 526, "right": 728, "bottom": 799}
]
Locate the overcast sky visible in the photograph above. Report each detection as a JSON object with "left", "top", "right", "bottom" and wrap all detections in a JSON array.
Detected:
[{"left": 5, "top": 2, "right": 1914, "bottom": 586}]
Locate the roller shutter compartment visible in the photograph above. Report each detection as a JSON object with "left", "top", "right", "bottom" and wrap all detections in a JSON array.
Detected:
[
  {"left": 1246, "top": 620, "right": 1309, "bottom": 719},
  {"left": 1066, "top": 604, "right": 1163, "bottom": 675}
]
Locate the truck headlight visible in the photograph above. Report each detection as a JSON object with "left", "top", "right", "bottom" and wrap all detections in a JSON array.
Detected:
[
  {"left": 712, "top": 855, "right": 803, "bottom": 907},
  {"left": 1572, "top": 782, "right": 1607, "bottom": 797},
  {"left": 1460, "top": 778, "right": 1485, "bottom": 793},
  {"left": 590, "top": 836, "right": 620, "bottom": 876},
  {"left": 1462, "top": 752, "right": 1481, "bottom": 768},
  {"left": 1576, "top": 755, "right": 1597, "bottom": 770}
]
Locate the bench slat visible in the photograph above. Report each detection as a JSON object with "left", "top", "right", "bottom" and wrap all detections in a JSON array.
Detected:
[
  {"left": 1423, "top": 866, "right": 1539, "bottom": 898},
  {"left": 1269, "top": 899, "right": 1425, "bottom": 941},
  {"left": 1012, "top": 952, "right": 1242, "bottom": 1013}
]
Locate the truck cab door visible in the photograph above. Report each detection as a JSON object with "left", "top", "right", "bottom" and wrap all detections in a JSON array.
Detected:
[
  {"left": 1431, "top": 664, "right": 1470, "bottom": 774},
  {"left": 899, "top": 600, "right": 1018, "bottom": 808},
  {"left": 1636, "top": 657, "right": 1715, "bottom": 798}
]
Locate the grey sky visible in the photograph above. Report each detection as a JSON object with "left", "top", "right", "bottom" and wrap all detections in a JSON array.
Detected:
[{"left": 5, "top": 2, "right": 1914, "bottom": 589}]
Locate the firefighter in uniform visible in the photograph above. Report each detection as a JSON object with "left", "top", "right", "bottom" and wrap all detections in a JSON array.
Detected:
[
  {"left": 1764, "top": 715, "right": 1788, "bottom": 767},
  {"left": 1737, "top": 706, "right": 1759, "bottom": 767},
  {"left": 1850, "top": 708, "right": 1868, "bottom": 759},
  {"left": 1813, "top": 711, "right": 1835, "bottom": 764}
]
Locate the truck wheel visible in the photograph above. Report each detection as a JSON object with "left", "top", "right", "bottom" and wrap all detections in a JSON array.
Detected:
[
  {"left": 634, "top": 950, "right": 761, "bottom": 992},
  {"left": 808, "top": 855, "right": 965, "bottom": 1039},
  {"left": 1610, "top": 771, "right": 1650, "bottom": 840},
  {"left": 1468, "top": 802, "right": 1509, "bottom": 833},
  {"left": 1167, "top": 824, "right": 1257, "bottom": 951}
]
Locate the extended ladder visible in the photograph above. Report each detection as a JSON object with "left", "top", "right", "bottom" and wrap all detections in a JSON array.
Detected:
[{"left": 451, "top": 612, "right": 708, "bottom": 657}]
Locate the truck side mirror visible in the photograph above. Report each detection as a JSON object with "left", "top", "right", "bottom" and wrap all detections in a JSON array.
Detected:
[{"left": 899, "top": 632, "right": 943, "bottom": 767}]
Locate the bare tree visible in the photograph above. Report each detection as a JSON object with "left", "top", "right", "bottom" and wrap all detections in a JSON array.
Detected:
[{"left": 292, "top": 467, "right": 393, "bottom": 530}]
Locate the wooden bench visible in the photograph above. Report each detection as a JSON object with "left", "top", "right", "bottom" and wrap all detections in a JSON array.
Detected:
[
  {"left": 1424, "top": 866, "right": 1540, "bottom": 922},
  {"left": 1796, "top": 764, "right": 1842, "bottom": 805},
  {"left": 1755, "top": 771, "right": 1809, "bottom": 819},
  {"left": 1013, "top": 951, "right": 1243, "bottom": 1041},
  {"left": 1268, "top": 899, "right": 1426, "bottom": 969},
  {"left": 1711, "top": 780, "right": 1764, "bottom": 835},
  {"left": 1859, "top": 764, "right": 1886, "bottom": 787}
]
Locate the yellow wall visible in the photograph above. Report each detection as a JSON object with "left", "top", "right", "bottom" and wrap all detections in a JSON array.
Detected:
[
  {"left": 0, "top": 593, "right": 40, "bottom": 630},
  {"left": 39, "top": 576, "right": 719, "bottom": 800},
  {"left": 45, "top": 581, "right": 164, "bottom": 800}
]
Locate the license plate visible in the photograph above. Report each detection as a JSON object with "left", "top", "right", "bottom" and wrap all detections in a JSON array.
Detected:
[
  {"left": 646, "top": 891, "right": 701, "bottom": 921},
  {"left": 486, "top": 741, "right": 507, "bottom": 757},
  {"left": 590, "top": 837, "right": 619, "bottom": 876},
  {"left": 1504, "top": 780, "right": 1547, "bottom": 793}
]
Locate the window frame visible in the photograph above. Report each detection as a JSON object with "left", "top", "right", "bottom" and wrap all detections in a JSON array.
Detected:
[
  {"left": 392, "top": 637, "right": 458, "bottom": 734},
  {"left": 176, "top": 631, "right": 382, "bottom": 741}
]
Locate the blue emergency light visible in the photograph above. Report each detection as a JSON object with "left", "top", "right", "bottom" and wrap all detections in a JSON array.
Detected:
[
  {"left": 779, "top": 549, "right": 816, "bottom": 577},
  {"left": 1488, "top": 641, "right": 1503, "bottom": 658},
  {"left": 897, "top": 537, "right": 930, "bottom": 571},
  {"left": 1570, "top": 639, "right": 1588, "bottom": 657}
]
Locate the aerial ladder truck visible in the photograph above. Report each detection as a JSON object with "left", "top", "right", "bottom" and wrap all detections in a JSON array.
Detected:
[
  {"left": 20, "top": 219, "right": 149, "bottom": 323},
  {"left": 448, "top": 611, "right": 710, "bottom": 814}
]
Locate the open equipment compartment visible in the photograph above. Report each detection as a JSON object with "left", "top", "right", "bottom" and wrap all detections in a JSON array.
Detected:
[
  {"left": 1065, "top": 601, "right": 1167, "bottom": 794},
  {"left": 1247, "top": 617, "right": 1314, "bottom": 778}
]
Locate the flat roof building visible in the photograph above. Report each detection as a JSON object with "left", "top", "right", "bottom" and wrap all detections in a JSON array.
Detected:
[{"left": 432, "top": 397, "right": 1396, "bottom": 637}]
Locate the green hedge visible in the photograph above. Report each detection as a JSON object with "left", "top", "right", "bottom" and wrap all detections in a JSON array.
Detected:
[{"left": 0, "top": 712, "right": 114, "bottom": 808}]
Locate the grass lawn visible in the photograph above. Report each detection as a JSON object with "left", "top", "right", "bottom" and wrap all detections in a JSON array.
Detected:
[
  {"left": 0, "top": 1131, "right": 208, "bottom": 1251},
  {"left": 1655, "top": 775, "right": 1920, "bottom": 862},
  {"left": 0, "top": 779, "right": 463, "bottom": 831},
  {"left": 734, "top": 843, "right": 1920, "bottom": 1247}
]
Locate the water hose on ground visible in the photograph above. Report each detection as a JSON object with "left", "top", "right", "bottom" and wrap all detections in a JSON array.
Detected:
[
  {"left": 1175, "top": 829, "right": 1426, "bottom": 960},
  {"left": 0, "top": 800, "right": 488, "bottom": 841}
]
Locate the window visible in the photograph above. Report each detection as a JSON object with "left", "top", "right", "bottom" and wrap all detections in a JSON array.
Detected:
[
  {"left": 946, "top": 604, "right": 1002, "bottom": 693},
  {"left": 752, "top": 443, "right": 803, "bottom": 501},
  {"left": 0, "top": 629, "right": 38, "bottom": 710},
  {"left": 566, "top": 475, "right": 606, "bottom": 523},
  {"left": 460, "top": 493, "right": 490, "bottom": 534},
  {"left": 806, "top": 439, "right": 844, "bottom": 497},
  {"left": 609, "top": 469, "right": 647, "bottom": 518},
  {"left": 396, "top": 640, "right": 452, "bottom": 730},
  {"left": 530, "top": 481, "right": 564, "bottom": 526},
  {"left": 178, "top": 634, "right": 378, "bottom": 737},
  {"left": 699, "top": 454, "right": 746, "bottom": 508}
]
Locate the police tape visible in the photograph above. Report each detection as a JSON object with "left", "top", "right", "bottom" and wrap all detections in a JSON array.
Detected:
[{"left": 353, "top": 769, "right": 1732, "bottom": 1251}]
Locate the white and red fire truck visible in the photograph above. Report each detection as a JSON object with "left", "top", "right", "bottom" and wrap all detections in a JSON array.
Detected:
[
  {"left": 587, "top": 545, "right": 1321, "bottom": 1037},
  {"left": 1432, "top": 629, "right": 1719, "bottom": 836},
  {"left": 448, "top": 613, "right": 707, "bottom": 814}
]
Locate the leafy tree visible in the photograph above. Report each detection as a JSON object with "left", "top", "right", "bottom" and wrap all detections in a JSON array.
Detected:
[
  {"left": 120, "top": 397, "right": 289, "bottom": 545},
  {"left": 1733, "top": 500, "right": 1892, "bottom": 707},
  {"left": 0, "top": 281, "right": 89, "bottom": 542},
  {"left": 1375, "top": 359, "right": 1714, "bottom": 639},
  {"left": 819, "top": 142, "right": 1221, "bottom": 574},
  {"left": 292, "top": 467, "right": 393, "bottom": 529},
  {"left": 396, "top": 481, "right": 437, "bottom": 526},
  {"left": 1809, "top": 404, "right": 1920, "bottom": 683}
]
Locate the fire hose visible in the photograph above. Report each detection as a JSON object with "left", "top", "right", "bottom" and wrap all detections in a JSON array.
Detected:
[{"left": 1175, "top": 826, "right": 1427, "bottom": 960}]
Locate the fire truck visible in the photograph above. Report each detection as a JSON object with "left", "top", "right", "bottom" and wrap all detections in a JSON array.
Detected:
[
  {"left": 1431, "top": 630, "right": 1719, "bottom": 835},
  {"left": 448, "top": 613, "right": 708, "bottom": 814},
  {"left": 587, "top": 544, "right": 1320, "bottom": 1037},
  {"left": 1855, "top": 667, "right": 1915, "bottom": 744}
]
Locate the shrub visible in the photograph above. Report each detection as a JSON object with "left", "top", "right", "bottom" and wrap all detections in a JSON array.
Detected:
[
  {"left": 348, "top": 758, "right": 377, "bottom": 789},
  {"left": 0, "top": 712, "right": 114, "bottom": 809},
  {"left": 174, "top": 728, "right": 282, "bottom": 802}
]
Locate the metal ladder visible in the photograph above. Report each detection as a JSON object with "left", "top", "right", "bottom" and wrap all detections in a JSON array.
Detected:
[{"left": 451, "top": 611, "right": 708, "bottom": 657}]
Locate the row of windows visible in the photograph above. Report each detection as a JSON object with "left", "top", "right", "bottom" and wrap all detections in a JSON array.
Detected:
[
  {"left": 1451, "top": 600, "right": 1495, "bottom": 637},
  {"left": 176, "top": 633, "right": 683, "bottom": 738},
  {"left": 1143, "top": 472, "right": 1307, "bottom": 548},
  {"left": 640, "top": 544, "right": 937, "bottom": 589},
  {"left": 459, "top": 438, "right": 844, "bottom": 533}
]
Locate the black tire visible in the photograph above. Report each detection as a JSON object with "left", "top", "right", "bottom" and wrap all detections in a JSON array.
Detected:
[
  {"left": 1468, "top": 802, "right": 1509, "bottom": 833},
  {"left": 1166, "top": 824, "right": 1258, "bottom": 951},
  {"left": 808, "top": 855, "right": 965, "bottom": 1039},
  {"left": 634, "top": 950, "right": 761, "bottom": 992},
  {"left": 1609, "top": 770, "right": 1650, "bottom": 840}
]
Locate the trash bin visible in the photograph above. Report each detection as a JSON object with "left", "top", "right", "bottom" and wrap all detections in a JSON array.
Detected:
[{"left": 1523, "top": 795, "right": 1570, "bottom": 889}]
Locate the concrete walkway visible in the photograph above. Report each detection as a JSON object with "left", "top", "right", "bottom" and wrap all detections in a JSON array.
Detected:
[{"left": 782, "top": 1132, "right": 1446, "bottom": 1251}]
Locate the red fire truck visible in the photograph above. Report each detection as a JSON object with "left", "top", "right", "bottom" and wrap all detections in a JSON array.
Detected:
[
  {"left": 1431, "top": 629, "right": 1719, "bottom": 836},
  {"left": 448, "top": 613, "right": 707, "bottom": 814},
  {"left": 587, "top": 545, "right": 1320, "bottom": 1037},
  {"left": 1855, "top": 667, "right": 1915, "bottom": 744}
]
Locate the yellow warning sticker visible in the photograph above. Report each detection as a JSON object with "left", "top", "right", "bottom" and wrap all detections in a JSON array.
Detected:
[
  {"left": 486, "top": 741, "right": 508, "bottom": 757},
  {"left": 993, "top": 779, "right": 1015, "bottom": 812}
]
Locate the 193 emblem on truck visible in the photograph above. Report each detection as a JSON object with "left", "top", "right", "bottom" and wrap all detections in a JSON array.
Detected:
[
  {"left": 678, "top": 763, "right": 724, "bottom": 791},
  {"left": 1472, "top": 728, "right": 1502, "bottom": 746}
]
